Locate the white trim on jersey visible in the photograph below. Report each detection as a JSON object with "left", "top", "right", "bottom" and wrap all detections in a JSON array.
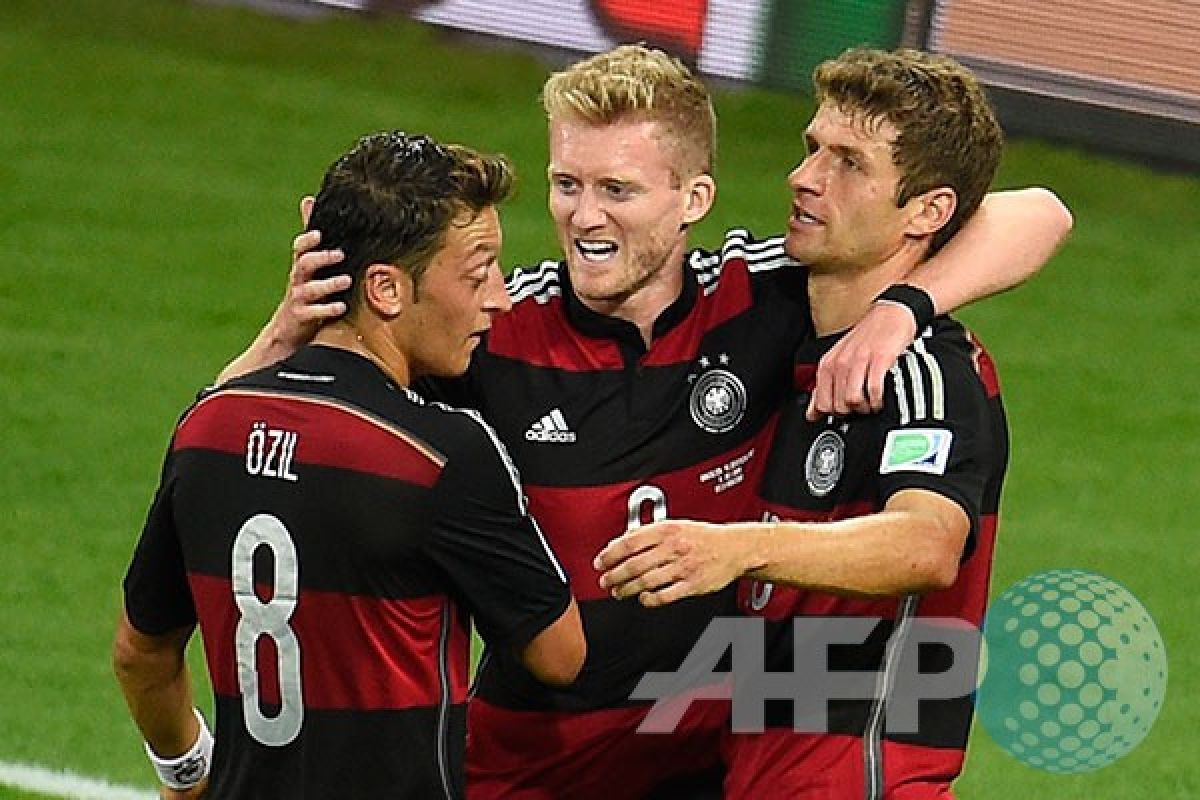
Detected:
[
  {"left": 904, "top": 352, "right": 927, "bottom": 422},
  {"left": 890, "top": 362, "right": 912, "bottom": 426},
  {"left": 888, "top": 333, "right": 947, "bottom": 424},
  {"left": 692, "top": 229, "right": 795, "bottom": 296},
  {"left": 436, "top": 403, "right": 569, "bottom": 584},
  {"left": 507, "top": 260, "right": 562, "bottom": 305},
  {"left": 276, "top": 370, "right": 336, "bottom": 383},
  {"left": 863, "top": 594, "right": 921, "bottom": 800},
  {"left": 912, "top": 338, "right": 945, "bottom": 422}
]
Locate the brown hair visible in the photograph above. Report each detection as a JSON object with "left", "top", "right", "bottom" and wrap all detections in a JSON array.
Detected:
[{"left": 814, "top": 48, "right": 1003, "bottom": 252}]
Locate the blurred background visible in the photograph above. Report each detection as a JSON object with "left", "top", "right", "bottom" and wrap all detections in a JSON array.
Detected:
[{"left": 1, "top": 0, "right": 1196, "bottom": 797}]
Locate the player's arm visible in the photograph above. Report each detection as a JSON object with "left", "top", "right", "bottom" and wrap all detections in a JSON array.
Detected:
[
  {"left": 809, "top": 187, "right": 1072, "bottom": 418},
  {"left": 518, "top": 598, "right": 586, "bottom": 687},
  {"left": 112, "top": 612, "right": 210, "bottom": 798},
  {"left": 596, "top": 489, "right": 968, "bottom": 608},
  {"left": 215, "top": 197, "right": 350, "bottom": 384},
  {"left": 426, "top": 415, "right": 586, "bottom": 687}
]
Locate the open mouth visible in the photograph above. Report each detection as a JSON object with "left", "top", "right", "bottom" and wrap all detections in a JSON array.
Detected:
[
  {"left": 791, "top": 207, "right": 823, "bottom": 226},
  {"left": 575, "top": 239, "right": 618, "bottom": 262}
]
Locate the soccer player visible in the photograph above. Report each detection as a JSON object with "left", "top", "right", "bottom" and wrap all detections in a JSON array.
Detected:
[
  {"left": 595, "top": 48, "right": 1015, "bottom": 798},
  {"left": 112, "top": 131, "right": 585, "bottom": 799},
  {"left": 221, "top": 46, "right": 1069, "bottom": 799}
]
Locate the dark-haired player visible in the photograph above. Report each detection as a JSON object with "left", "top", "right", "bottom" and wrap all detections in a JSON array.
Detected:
[{"left": 113, "top": 131, "right": 584, "bottom": 799}]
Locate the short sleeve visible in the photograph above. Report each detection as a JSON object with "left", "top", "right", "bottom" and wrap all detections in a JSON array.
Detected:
[
  {"left": 122, "top": 451, "right": 198, "bottom": 635},
  {"left": 872, "top": 336, "right": 1001, "bottom": 547},
  {"left": 424, "top": 410, "right": 571, "bottom": 650}
]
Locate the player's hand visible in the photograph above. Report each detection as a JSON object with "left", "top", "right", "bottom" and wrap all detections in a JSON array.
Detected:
[
  {"left": 594, "top": 520, "right": 746, "bottom": 607},
  {"left": 160, "top": 777, "right": 208, "bottom": 799},
  {"left": 263, "top": 195, "right": 351, "bottom": 352},
  {"left": 807, "top": 301, "right": 916, "bottom": 420}
]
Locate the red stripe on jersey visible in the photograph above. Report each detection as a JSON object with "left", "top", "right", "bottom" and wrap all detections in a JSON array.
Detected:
[
  {"left": 641, "top": 258, "right": 755, "bottom": 367},
  {"left": 467, "top": 696, "right": 729, "bottom": 799},
  {"left": 529, "top": 420, "right": 778, "bottom": 602},
  {"left": 489, "top": 296, "right": 625, "bottom": 371},
  {"left": 189, "top": 573, "right": 471, "bottom": 710},
  {"left": 918, "top": 512, "right": 997, "bottom": 626},
  {"left": 793, "top": 362, "right": 818, "bottom": 392},
  {"left": 174, "top": 391, "right": 444, "bottom": 487},
  {"left": 725, "top": 730, "right": 965, "bottom": 798},
  {"left": 759, "top": 499, "right": 878, "bottom": 525},
  {"left": 966, "top": 332, "right": 1002, "bottom": 399}
]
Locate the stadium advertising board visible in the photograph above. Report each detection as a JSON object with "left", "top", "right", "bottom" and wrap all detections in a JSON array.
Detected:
[
  {"left": 307, "top": 0, "right": 1198, "bottom": 167},
  {"left": 309, "top": 0, "right": 908, "bottom": 89},
  {"left": 928, "top": 0, "right": 1200, "bottom": 125}
]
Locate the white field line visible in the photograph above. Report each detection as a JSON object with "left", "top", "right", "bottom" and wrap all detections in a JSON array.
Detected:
[{"left": 0, "top": 762, "right": 155, "bottom": 800}]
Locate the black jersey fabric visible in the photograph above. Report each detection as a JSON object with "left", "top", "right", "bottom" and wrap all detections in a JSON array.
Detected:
[
  {"left": 426, "top": 229, "right": 812, "bottom": 714},
  {"left": 731, "top": 317, "right": 1008, "bottom": 797},
  {"left": 123, "top": 344, "right": 571, "bottom": 799}
]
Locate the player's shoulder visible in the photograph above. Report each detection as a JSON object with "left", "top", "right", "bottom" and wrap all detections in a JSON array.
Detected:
[
  {"left": 506, "top": 258, "right": 563, "bottom": 307},
  {"left": 911, "top": 317, "right": 976, "bottom": 359},
  {"left": 884, "top": 317, "right": 994, "bottom": 421},
  {"left": 688, "top": 227, "right": 795, "bottom": 280},
  {"left": 174, "top": 364, "right": 289, "bottom": 432},
  {"left": 413, "top": 396, "right": 516, "bottom": 468}
]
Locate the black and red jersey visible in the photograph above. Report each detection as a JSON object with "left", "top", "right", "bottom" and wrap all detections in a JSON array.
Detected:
[
  {"left": 422, "top": 230, "right": 812, "bottom": 796},
  {"left": 123, "top": 345, "right": 571, "bottom": 800},
  {"left": 729, "top": 317, "right": 1008, "bottom": 800}
]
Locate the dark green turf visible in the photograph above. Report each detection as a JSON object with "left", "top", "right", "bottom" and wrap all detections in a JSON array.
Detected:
[{"left": 1, "top": 0, "right": 1196, "bottom": 796}]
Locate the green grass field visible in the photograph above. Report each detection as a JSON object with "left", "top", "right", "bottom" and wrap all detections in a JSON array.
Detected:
[{"left": 1, "top": 0, "right": 1197, "bottom": 796}]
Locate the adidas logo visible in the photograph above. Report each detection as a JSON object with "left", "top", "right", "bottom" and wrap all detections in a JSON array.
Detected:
[{"left": 525, "top": 408, "right": 577, "bottom": 443}]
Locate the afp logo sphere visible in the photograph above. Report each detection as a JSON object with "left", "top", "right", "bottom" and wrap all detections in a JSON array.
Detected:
[{"left": 977, "top": 569, "right": 1167, "bottom": 773}]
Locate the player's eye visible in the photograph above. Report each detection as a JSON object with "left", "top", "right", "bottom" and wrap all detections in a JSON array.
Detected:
[
  {"left": 603, "top": 182, "right": 631, "bottom": 200},
  {"left": 552, "top": 176, "right": 578, "bottom": 194}
]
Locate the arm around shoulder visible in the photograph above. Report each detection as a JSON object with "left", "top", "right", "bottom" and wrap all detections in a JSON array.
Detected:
[
  {"left": 595, "top": 490, "right": 971, "bottom": 606},
  {"left": 909, "top": 186, "right": 1073, "bottom": 315},
  {"left": 746, "top": 488, "right": 970, "bottom": 597}
]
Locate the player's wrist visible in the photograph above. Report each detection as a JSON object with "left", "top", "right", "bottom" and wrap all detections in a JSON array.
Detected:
[
  {"left": 737, "top": 524, "right": 773, "bottom": 577},
  {"left": 874, "top": 284, "right": 935, "bottom": 334},
  {"left": 144, "top": 707, "right": 213, "bottom": 791}
]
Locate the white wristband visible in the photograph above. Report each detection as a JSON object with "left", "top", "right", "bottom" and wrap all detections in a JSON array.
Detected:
[{"left": 144, "top": 708, "right": 213, "bottom": 790}]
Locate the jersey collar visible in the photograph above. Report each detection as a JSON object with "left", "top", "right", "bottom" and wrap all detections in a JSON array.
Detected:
[{"left": 558, "top": 257, "right": 699, "bottom": 355}]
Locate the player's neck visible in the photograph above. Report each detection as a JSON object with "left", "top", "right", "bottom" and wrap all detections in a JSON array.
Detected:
[
  {"left": 577, "top": 252, "right": 686, "bottom": 348},
  {"left": 314, "top": 320, "right": 412, "bottom": 387},
  {"left": 808, "top": 251, "right": 922, "bottom": 337}
]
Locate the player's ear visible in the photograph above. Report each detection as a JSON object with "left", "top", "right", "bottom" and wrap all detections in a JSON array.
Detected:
[
  {"left": 361, "top": 262, "right": 413, "bottom": 319},
  {"left": 905, "top": 187, "right": 957, "bottom": 238},
  {"left": 682, "top": 172, "right": 716, "bottom": 227}
]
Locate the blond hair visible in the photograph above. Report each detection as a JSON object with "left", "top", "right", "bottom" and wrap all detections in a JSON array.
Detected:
[{"left": 542, "top": 44, "right": 716, "bottom": 180}]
